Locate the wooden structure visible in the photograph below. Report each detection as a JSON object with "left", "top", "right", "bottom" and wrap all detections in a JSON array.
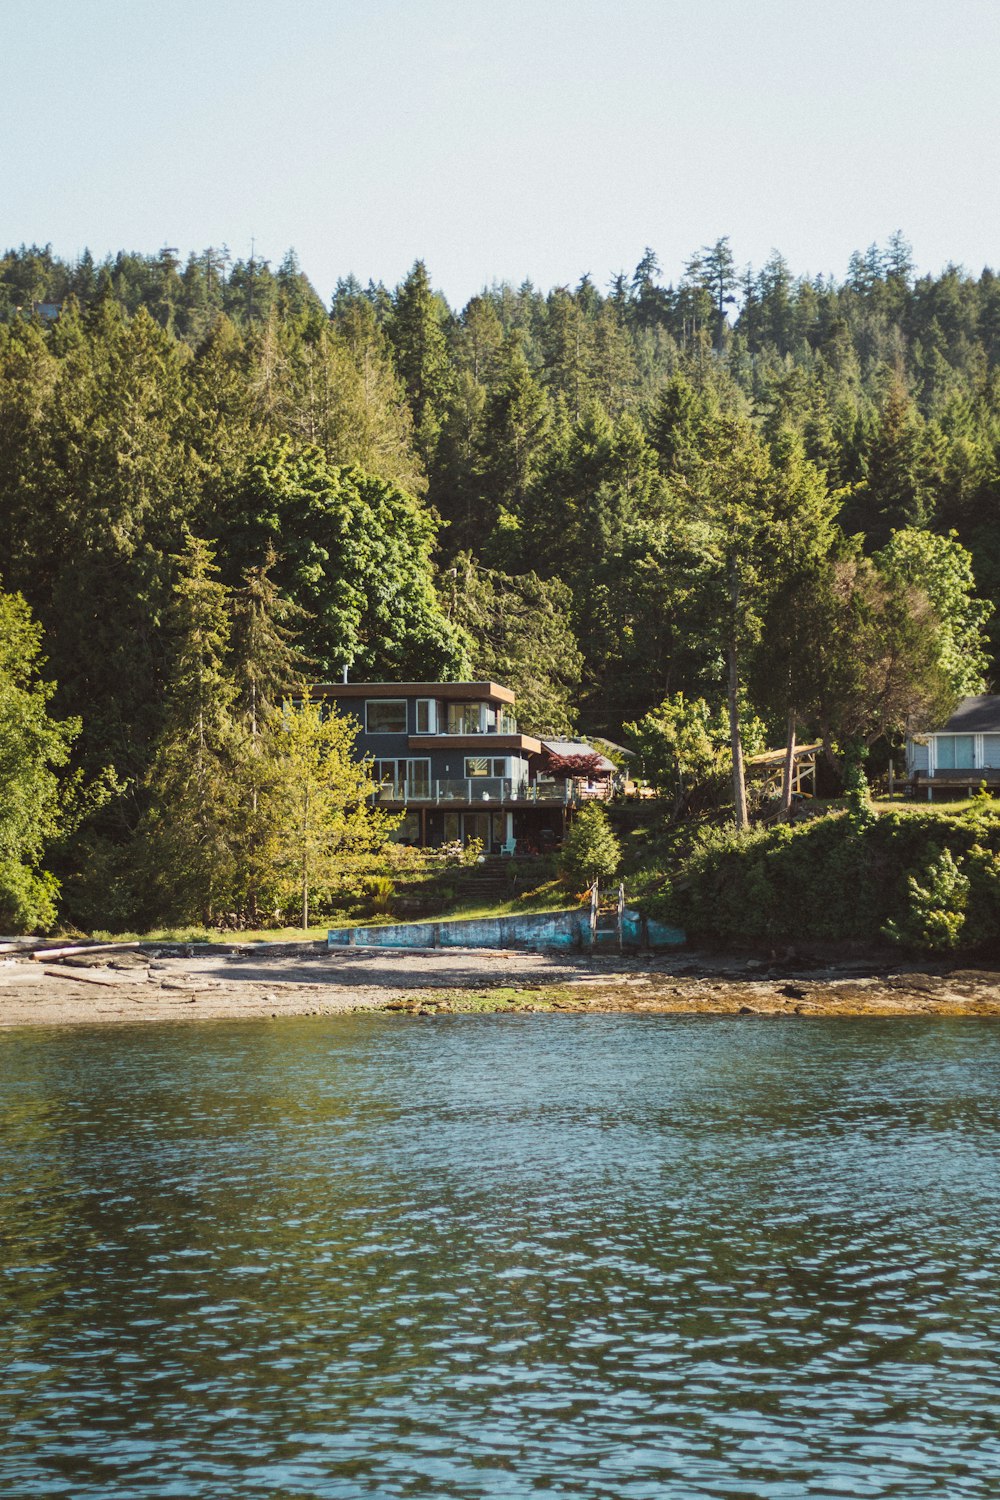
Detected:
[{"left": 746, "top": 742, "right": 821, "bottom": 800}]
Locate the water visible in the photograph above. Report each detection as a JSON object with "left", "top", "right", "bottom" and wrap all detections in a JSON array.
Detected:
[{"left": 1, "top": 1014, "right": 999, "bottom": 1499}]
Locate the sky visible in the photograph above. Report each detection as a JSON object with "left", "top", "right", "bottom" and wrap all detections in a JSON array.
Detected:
[{"left": 5, "top": 0, "right": 1000, "bottom": 307}]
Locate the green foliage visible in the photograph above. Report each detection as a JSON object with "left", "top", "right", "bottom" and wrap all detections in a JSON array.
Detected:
[
  {"left": 461, "top": 837, "right": 485, "bottom": 867},
  {"left": 7, "top": 238, "right": 1000, "bottom": 928},
  {"left": 248, "top": 690, "right": 398, "bottom": 928},
  {"left": 875, "top": 528, "right": 991, "bottom": 698},
  {"left": 135, "top": 533, "right": 241, "bottom": 924},
  {"left": 625, "top": 693, "right": 730, "bottom": 810},
  {"left": 223, "top": 439, "right": 470, "bottom": 680},
  {"left": 448, "top": 553, "right": 583, "bottom": 736},
  {"left": 654, "top": 805, "right": 1000, "bottom": 953},
  {"left": 0, "top": 586, "right": 79, "bottom": 930},
  {"left": 777, "top": 548, "right": 958, "bottom": 777},
  {"left": 883, "top": 847, "right": 970, "bottom": 953},
  {"left": 362, "top": 874, "right": 395, "bottom": 916},
  {"left": 558, "top": 804, "right": 621, "bottom": 888},
  {"left": 844, "top": 763, "right": 876, "bottom": 826}
]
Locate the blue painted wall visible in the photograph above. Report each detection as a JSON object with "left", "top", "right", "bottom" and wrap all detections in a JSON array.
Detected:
[{"left": 328, "top": 909, "right": 685, "bottom": 952}]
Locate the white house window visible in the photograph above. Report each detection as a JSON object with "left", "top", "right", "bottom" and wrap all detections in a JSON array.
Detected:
[
  {"left": 936, "top": 735, "right": 975, "bottom": 770},
  {"left": 415, "top": 698, "right": 437, "bottom": 734},
  {"left": 366, "top": 699, "right": 407, "bottom": 734},
  {"left": 466, "top": 757, "right": 506, "bottom": 777},
  {"left": 983, "top": 735, "right": 1000, "bottom": 769}
]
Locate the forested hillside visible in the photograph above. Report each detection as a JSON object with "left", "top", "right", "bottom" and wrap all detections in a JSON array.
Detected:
[{"left": 0, "top": 234, "right": 997, "bottom": 924}]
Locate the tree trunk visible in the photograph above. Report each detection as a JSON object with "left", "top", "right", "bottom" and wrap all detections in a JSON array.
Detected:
[
  {"left": 779, "top": 710, "right": 797, "bottom": 820},
  {"left": 301, "top": 785, "right": 310, "bottom": 931},
  {"left": 727, "top": 561, "right": 748, "bottom": 831}
]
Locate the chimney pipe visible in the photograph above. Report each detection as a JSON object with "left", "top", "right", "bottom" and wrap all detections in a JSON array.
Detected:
[{"left": 342, "top": 665, "right": 349, "bottom": 684}]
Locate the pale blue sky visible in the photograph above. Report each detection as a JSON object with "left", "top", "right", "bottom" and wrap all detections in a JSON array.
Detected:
[{"left": 5, "top": 0, "right": 999, "bottom": 305}]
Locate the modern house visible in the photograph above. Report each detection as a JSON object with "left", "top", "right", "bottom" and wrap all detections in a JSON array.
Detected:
[
  {"left": 906, "top": 695, "right": 1000, "bottom": 796},
  {"left": 312, "top": 680, "right": 606, "bottom": 853}
]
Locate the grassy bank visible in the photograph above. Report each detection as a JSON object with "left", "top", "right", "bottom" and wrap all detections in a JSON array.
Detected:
[{"left": 92, "top": 878, "right": 580, "bottom": 946}]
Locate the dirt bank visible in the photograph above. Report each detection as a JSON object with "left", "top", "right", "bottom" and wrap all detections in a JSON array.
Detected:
[{"left": 1, "top": 942, "right": 999, "bottom": 1028}]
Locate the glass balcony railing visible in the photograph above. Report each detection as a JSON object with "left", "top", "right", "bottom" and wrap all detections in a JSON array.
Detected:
[
  {"left": 374, "top": 778, "right": 573, "bottom": 805},
  {"left": 433, "top": 711, "right": 520, "bottom": 735}
]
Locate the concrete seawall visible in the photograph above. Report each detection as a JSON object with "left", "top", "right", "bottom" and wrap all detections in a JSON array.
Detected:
[{"left": 328, "top": 909, "right": 684, "bottom": 953}]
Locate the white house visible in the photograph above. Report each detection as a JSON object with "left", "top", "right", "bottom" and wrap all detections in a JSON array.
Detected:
[{"left": 906, "top": 695, "right": 1000, "bottom": 794}]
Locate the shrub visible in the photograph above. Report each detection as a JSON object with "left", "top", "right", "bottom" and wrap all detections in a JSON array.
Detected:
[
  {"left": 645, "top": 805, "right": 1000, "bottom": 952},
  {"left": 883, "top": 847, "right": 969, "bottom": 953},
  {"left": 363, "top": 874, "right": 395, "bottom": 916},
  {"left": 559, "top": 804, "right": 621, "bottom": 888}
]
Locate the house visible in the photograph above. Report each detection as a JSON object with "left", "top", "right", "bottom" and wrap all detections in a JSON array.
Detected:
[
  {"left": 539, "top": 739, "right": 618, "bottom": 800},
  {"left": 313, "top": 680, "right": 605, "bottom": 853},
  {"left": 906, "top": 695, "right": 1000, "bottom": 797}
]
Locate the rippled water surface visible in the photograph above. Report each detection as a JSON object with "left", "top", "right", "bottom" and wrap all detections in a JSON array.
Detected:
[{"left": 2, "top": 1015, "right": 999, "bottom": 1498}]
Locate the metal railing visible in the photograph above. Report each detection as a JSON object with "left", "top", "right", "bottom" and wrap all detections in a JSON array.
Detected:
[
  {"left": 431, "top": 713, "right": 520, "bottom": 736},
  {"left": 374, "top": 777, "right": 574, "bottom": 806}
]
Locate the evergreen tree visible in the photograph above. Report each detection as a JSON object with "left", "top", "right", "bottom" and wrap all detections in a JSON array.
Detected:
[
  {"left": 137, "top": 534, "right": 239, "bottom": 924},
  {"left": 387, "top": 260, "right": 453, "bottom": 466},
  {"left": 478, "top": 333, "right": 551, "bottom": 536},
  {"left": 448, "top": 554, "right": 583, "bottom": 736},
  {"left": 558, "top": 803, "right": 621, "bottom": 888},
  {"left": 228, "top": 553, "right": 309, "bottom": 922},
  {"left": 0, "top": 585, "right": 79, "bottom": 930}
]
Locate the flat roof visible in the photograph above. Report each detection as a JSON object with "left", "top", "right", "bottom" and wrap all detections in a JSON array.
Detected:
[{"left": 312, "top": 680, "right": 516, "bottom": 705}]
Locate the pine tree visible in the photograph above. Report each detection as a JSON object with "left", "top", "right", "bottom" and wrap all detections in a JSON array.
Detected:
[
  {"left": 0, "top": 584, "right": 79, "bottom": 930},
  {"left": 229, "top": 552, "right": 308, "bottom": 921},
  {"left": 138, "top": 534, "right": 239, "bottom": 924},
  {"left": 387, "top": 260, "right": 453, "bottom": 467}
]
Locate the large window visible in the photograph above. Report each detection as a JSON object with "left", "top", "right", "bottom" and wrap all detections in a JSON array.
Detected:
[
  {"left": 373, "top": 758, "right": 430, "bottom": 796},
  {"left": 446, "top": 702, "right": 483, "bottom": 734},
  {"left": 466, "top": 757, "right": 507, "bottom": 777},
  {"left": 936, "top": 735, "right": 975, "bottom": 770},
  {"left": 391, "top": 810, "right": 421, "bottom": 845},
  {"left": 983, "top": 735, "right": 1000, "bottom": 769},
  {"left": 365, "top": 699, "right": 407, "bottom": 734},
  {"left": 415, "top": 698, "right": 437, "bottom": 734}
]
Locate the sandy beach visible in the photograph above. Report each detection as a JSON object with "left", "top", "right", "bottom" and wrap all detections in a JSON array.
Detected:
[{"left": 2, "top": 941, "right": 1000, "bottom": 1027}]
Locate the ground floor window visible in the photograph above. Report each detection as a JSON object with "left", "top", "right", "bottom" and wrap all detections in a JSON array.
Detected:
[
  {"left": 391, "top": 810, "right": 422, "bottom": 845},
  {"left": 983, "top": 735, "right": 1000, "bottom": 769},
  {"left": 936, "top": 735, "right": 975, "bottom": 770},
  {"left": 441, "top": 810, "right": 505, "bottom": 849}
]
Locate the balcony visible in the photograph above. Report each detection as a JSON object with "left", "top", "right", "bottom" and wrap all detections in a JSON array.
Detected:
[{"left": 374, "top": 777, "right": 575, "bottom": 806}]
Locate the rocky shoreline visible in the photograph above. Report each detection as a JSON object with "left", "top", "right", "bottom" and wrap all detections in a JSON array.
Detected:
[{"left": 1, "top": 942, "right": 999, "bottom": 1027}]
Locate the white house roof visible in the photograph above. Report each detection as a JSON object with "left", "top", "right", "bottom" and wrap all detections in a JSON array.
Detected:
[
  {"left": 932, "top": 695, "right": 1000, "bottom": 734},
  {"left": 541, "top": 739, "right": 617, "bottom": 772}
]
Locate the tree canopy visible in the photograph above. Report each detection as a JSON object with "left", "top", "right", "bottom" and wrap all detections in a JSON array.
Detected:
[{"left": 1, "top": 232, "right": 999, "bottom": 921}]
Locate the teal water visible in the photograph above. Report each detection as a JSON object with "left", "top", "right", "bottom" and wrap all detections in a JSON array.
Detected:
[{"left": 1, "top": 1015, "right": 998, "bottom": 1499}]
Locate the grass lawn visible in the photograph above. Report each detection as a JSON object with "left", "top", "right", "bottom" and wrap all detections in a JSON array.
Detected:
[
  {"left": 774, "top": 792, "right": 1000, "bottom": 819},
  {"left": 91, "top": 925, "right": 333, "bottom": 944},
  {"left": 91, "top": 883, "right": 582, "bottom": 945}
]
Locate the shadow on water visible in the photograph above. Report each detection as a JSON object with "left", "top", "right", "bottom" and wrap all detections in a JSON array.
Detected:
[{"left": 1, "top": 1015, "right": 999, "bottom": 1498}]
